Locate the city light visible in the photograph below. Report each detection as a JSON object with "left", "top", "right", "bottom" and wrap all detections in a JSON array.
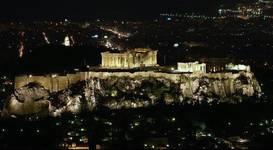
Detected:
[{"left": 0, "top": 1, "right": 273, "bottom": 149}]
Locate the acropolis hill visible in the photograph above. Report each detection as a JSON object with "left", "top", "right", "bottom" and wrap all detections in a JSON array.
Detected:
[
  {"left": 14, "top": 48, "right": 261, "bottom": 100},
  {"left": 6, "top": 48, "right": 262, "bottom": 116}
]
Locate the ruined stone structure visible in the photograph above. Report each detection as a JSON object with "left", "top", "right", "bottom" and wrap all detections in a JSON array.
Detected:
[
  {"left": 177, "top": 62, "right": 206, "bottom": 73},
  {"left": 199, "top": 57, "right": 232, "bottom": 72},
  {"left": 226, "top": 63, "right": 251, "bottom": 72},
  {"left": 101, "top": 48, "right": 157, "bottom": 69}
]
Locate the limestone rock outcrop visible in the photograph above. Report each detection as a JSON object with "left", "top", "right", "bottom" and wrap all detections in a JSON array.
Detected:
[
  {"left": 3, "top": 83, "right": 50, "bottom": 116},
  {"left": 4, "top": 71, "right": 262, "bottom": 117}
]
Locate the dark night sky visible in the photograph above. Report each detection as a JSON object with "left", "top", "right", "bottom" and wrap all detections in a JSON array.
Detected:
[{"left": 0, "top": 0, "right": 256, "bottom": 21}]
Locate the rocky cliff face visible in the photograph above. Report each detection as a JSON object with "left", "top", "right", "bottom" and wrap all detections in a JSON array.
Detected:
[
  {"left": 85, "top": 71, "right": 261, "bottom": 109},
  {"left": 3, "top": 83, "right": 50, "bottom": 116},
  {"left": 3, "top": 72, "right": 261, "bottom": 117}
]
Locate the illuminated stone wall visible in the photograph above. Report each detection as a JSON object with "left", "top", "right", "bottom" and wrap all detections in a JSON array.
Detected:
[
  {"left": 14, "top": 72, "right": 85, "bottom": 93},
  {"left": 15, "top": 71, "right": 261, "bottom": 99}
]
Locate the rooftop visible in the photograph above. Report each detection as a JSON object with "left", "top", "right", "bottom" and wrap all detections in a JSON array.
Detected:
[{"left": 102, "top": 48, "right": 155, "bottom": 54}]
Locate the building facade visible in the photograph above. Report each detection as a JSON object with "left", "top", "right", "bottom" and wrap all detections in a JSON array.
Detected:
[
  {"left": 101, "top": 48, "right": 157, "bottom": 69},
  {"left": 177, "top": 62, "right": 206, "bottom": 73}
]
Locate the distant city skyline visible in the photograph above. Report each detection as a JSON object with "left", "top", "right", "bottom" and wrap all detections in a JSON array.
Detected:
[{"left": 0, "top": 0, "right": 258, "bottom": 21}]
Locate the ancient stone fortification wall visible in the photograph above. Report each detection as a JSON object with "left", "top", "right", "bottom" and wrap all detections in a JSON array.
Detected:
[
  {"left": 14, "top": 71, "right": 261, "bottom": 97},
  {"left": 15, "top": 72, "right": 85, "bottom": 93}
]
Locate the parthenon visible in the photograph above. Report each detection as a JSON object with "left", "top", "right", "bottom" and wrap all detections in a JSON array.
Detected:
[{"left": 101, "top": 48, "right": 158, "bottom": 69}]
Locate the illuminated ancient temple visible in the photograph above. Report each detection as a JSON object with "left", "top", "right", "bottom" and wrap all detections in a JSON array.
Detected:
[
  {"left": 101, "top": 48, "right": 158, "bottom": 69},
  {"left": 177, "top": 61, "right": 206, "bottom": 73}
]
